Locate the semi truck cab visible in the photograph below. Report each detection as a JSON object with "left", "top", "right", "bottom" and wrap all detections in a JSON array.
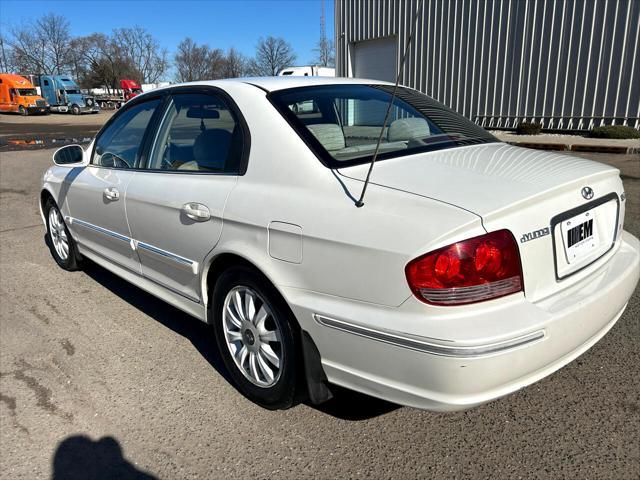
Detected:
[
  {"left": 120, "top": 79, "right": 143, "bottom": 101},
  {"left": 38, "top": 75, "right": 99, "bottom": 114},
  {"left": 0, "top": 74, "right": 49, "bottom": 115}
]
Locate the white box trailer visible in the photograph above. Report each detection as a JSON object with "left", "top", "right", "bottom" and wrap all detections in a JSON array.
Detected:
[{"left": 278, "top": 65, "right": 335, "bottom": 77}]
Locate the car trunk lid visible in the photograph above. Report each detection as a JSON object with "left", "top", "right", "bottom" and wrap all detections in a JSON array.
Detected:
[{"left": 338, "top": 143, "right": 625, "bottom": 302}]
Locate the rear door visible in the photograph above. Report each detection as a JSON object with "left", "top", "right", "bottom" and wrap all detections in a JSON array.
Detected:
[
  {"left": 124, "top": 87, "right": 248, "bottom": 302},
  {"left": 65, "top": 96, "right": 163, "bottom": 272}
]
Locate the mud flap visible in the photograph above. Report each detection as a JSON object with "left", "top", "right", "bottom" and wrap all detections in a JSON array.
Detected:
[{"left": 301, "top": 330, "right": 333, "bottom": 404}]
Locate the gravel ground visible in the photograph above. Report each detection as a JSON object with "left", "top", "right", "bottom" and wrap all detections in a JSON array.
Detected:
[{"left": 0, "top": 147, "right": 638, "bottom": 479}]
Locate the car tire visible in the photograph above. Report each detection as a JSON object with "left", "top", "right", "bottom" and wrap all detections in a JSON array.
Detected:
[
  {"left": 44, "top": 198, "right": 82, "bottom": 271},
  {"left": 71, "top": 105, "right": 80, "bottom": 115},
  {"left": 212, "top": 266, "right": 300, "bottom": 409},
  {"left": 18, "top": 105, "right": 27, "bottom": 116}
]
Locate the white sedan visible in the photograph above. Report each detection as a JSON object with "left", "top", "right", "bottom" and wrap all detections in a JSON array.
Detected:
[{"left": 40, "top": 77, "right": 640, "bottom": 411}]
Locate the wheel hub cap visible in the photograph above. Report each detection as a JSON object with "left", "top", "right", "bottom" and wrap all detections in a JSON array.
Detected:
[
  {"left": 222, "top": 286, "right": 283, "bottom": 388},
  {"left": 244, "top": 329, "right": 255, "bottom": 346}
]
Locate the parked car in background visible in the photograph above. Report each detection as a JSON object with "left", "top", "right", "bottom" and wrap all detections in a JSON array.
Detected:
[
  {"left": 33, "top": 75, "right": 99, "bottom": 114},
  {"left": 40, "top": 77, "right": 639, "bottom": 412},
  {"left": 0, "top": 73, "right": 49, "bottom": 115},
  {"left": 278, "top": 65, "right": 335, "bottom": 76}
]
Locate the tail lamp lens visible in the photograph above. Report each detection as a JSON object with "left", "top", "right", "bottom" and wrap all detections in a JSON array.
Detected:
[{"left": 405, "top": 230, "right": 523, "bottom": 305}]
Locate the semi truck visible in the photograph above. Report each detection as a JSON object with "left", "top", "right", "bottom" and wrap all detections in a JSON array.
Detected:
[
  {"left": 0, "top": 74, "right": 50, "bottom": 115},
  {"left": 33, "top": 75, "right": 99, "bottom": 114},
  {"left": 92, "top": 79, "right": 143, "bottom": 109}
]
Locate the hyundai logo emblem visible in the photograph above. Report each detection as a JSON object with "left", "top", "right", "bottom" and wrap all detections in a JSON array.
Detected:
[{"left": 581, "top": 186, "right": 594, "bottom": 200}]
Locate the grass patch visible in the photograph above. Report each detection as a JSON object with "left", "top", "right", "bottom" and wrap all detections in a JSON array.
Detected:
[
  {"left": 589, "top": 125, "right": 640, "bottom": 139},
  {"left": 515, "top": 122, "right": 542, "bottom": 135}
]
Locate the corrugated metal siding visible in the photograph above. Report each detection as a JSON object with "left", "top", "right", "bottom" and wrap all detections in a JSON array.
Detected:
[{"left": 335, "top": 0, "right": 640, "bottom": 131}]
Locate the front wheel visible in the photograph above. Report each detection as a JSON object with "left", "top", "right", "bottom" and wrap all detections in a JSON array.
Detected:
[
  {"left": 45, "top": 198, "right": 82, "bottom": 271},
  {"left": 212, "top": 266, "right": 300, "bottom": 409},
  {"left": 71, "top": 104, "right": 80, "bottom": 115},
  {"left": 18, "top": 105, "right": 27, "bottom": 116}
]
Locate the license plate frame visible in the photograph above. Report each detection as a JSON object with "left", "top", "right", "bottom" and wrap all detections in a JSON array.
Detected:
[{"left": 550, "top": 192, "right": 620, "bottom": 281}]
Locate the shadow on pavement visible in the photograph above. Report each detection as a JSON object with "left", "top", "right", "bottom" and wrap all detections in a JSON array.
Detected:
[
  {"left": 52, "top": 435, "right": 156, "bottom": 479},
  {"left": 81, "top": 259, "right": 399, "bottom": 421},
  {"left": 307, "top": 385, "right": 400, "bottom": 420},
  {"left": 81, "top": 260, "right": 233, "bottom": 386}
]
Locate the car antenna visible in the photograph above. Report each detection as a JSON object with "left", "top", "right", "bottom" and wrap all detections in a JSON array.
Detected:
[{"left": 354, "top": 0, "right": 424, "bottom": 208}]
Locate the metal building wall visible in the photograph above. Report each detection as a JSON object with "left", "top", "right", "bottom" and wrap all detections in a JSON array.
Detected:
[{"left": 335, "top": 0, "right": 640, "bottom": 131}]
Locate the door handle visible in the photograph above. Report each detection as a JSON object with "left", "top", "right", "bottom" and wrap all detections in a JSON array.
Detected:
[
  {"left": 182, "top": 202, "right": 210, "bottom": 222},
  {"left": 104, "top": 187, "right": 120, "bottom": 201}
]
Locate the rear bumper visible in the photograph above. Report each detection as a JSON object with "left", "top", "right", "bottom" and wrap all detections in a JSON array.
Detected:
[{"left": 286, "top": 231, "right": 639, "bottom": 411}]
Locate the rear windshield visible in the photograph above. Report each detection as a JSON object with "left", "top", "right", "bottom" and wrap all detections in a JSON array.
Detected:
[{"left": 269, "top": 84, "right": 498, "bottom": 168}]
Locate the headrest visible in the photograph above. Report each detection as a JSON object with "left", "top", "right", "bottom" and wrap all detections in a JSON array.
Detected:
[
  {"left": 193, "top": 129, "right": 232, "bottom": 169},
  {"left": 307, "top": 124, "right": 346, "bottom": 151},
  {"left": 387, "top": 117, "right": 431, "bottom": 142}
]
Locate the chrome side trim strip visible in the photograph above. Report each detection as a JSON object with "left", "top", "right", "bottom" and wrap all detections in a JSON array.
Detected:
[
  {"left": 69, "top": 217, "right": 198, "bottom": 275},
  {"left": 78, "top": 243, "right": 201, "bottom": 304},
  {"left": 313, "top": 314, "right": 546, "bottom": 358},
  {"left": 137, "top": 241, "right": 198, "bottom": 273},
  {"left": 71, "top": 218, "right": 130, "bottom": 243}
]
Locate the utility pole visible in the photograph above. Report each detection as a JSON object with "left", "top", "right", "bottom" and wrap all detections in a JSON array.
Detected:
[{"left": 319, "top": 0, "right": 327, "bottom": 66}]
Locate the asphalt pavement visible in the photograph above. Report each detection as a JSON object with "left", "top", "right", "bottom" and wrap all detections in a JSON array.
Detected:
[
  {"left": 0, "top": 143, "right": 638, "bottom": 479},
  {"left": 0, "top": 111, "right": 114, "bottom": 151}
]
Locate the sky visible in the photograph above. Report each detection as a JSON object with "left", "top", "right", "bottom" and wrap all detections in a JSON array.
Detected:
[{"left": 0, "top": 0, "right": 335, "bottom": 67}]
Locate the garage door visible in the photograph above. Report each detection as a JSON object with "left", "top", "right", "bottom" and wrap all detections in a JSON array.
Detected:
[{"left": 353, "top": 37, "right": 397, "bottom": 82}]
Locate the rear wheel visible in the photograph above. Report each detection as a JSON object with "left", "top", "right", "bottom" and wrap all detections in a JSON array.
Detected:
[
  {"left": 45, "top": 198, "right": 82, "bottom": 271},
  {"left": 18, "top": 105, "right": 27, "bottom": 116},
  {"left": 212, "top": 266, "right": 299, "bottom": 409}
]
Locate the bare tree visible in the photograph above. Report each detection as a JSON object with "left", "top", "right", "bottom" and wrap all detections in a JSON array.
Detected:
[
  {"left": 112, "top": 26, "right": 168, "bottom": 83},
  {"left": 249, "top": 36, "right": 297, "bottom": 76},
  {"left": 174, "top": 37, "right": 226, "bottom": 82},
  {"left": 175, "top": 38, "right": 210, "bottom": 82},
  {"left": 313, "top": 36, "right": 334, "bottom": 67},
  {"left": 9, "top": 13, "right": 72, "bottom": 74},
  {"left": 221, "top": 47, "right": 248, "bottom": 78},
  {"left": 0, "top": 33, "right": 15, "bottom": 72},
  {"left": 71, "top": 33, "right": 139, "bottom": 90}
]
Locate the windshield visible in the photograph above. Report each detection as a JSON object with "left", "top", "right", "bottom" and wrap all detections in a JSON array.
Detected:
[
  {"left": 17, "top": 88, "right": 38, "bottom": 96},
  {"left": 64, "top": 89, "right": 81, "bottom": 95},
  {"left": 269, "top": 84, "right": 498, "bottom": 168}
]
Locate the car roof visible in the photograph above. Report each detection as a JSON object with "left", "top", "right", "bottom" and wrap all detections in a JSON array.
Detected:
[
  {"left": 159, "top": 76, "right": 395, "bottom": 93},
  {"left": 238, "top": 76, "right": 394, "bottom": 92}
]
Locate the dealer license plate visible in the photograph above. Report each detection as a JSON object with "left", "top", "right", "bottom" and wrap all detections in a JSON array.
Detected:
[{"left": 561, "top": 209, "right": 599, "bottom": 264}]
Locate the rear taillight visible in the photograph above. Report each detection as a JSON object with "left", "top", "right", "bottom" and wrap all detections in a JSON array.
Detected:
[{"left": 405, "top": 230, "right": 523, "bottom": 305}]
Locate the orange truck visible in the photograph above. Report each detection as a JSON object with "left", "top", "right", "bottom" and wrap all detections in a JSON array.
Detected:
[{"left": 0, "top": 74, "right": 50, "bottom": 115}]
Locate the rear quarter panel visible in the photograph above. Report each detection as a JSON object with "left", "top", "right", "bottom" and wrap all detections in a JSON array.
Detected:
[{"left": 211, "top": 83, "right": 484, "bottom": 307}]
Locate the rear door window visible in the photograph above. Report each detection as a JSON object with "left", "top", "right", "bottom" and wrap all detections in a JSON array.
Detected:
[{"left": 146, "top": 92, "right": 243, "bottom": 173}]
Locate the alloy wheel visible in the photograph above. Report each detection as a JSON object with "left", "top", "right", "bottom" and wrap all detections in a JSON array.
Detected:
[
  {"left": 48, "top": 207, "right": 69, "bottom": 261},
  {"left": 222, "top": 286, "right": 283, "bottom": 388}
]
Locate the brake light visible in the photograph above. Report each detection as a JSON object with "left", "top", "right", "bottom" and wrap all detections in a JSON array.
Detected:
[{"left": 405, "top": 230, "right": 523, "bottom": 305}]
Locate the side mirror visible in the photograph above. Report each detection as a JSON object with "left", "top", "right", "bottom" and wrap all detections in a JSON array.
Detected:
[{"left": 53, "top": 144, "right": 86, "bottom": 166}]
